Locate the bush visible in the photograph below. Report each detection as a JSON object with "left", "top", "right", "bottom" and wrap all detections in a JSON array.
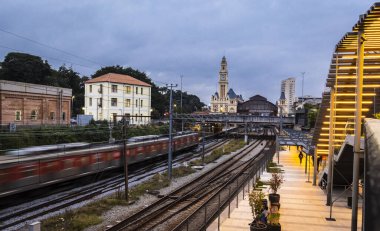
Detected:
[
  {"left": 249, "top": 190, "right": 265, "bottom": 219},
  {"left": 269, "top": 173, "right": 284, "bottom": 194}
]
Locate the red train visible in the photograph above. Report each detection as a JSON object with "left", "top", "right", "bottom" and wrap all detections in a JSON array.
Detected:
[{"left": 0, "top": 132, "right": 198, "bottom": 197}]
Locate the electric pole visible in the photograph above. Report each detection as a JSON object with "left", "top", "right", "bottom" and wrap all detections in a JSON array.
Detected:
[
  {"left": 180, "top": 75, "right": 184, "bottom": 132},
  {"left": 301, "top": 72, "right": 305, "bottom": 102},
  {"left": 167, "top": 83, "right": 177, "bottom": 180},
  {"left": 122, "top": 116, "right": 128, "bottom": 201}
]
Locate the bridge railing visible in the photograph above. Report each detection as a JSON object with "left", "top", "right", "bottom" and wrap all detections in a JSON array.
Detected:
[{"left": 173, "top": 114, "right": 295, "bottom": 124}]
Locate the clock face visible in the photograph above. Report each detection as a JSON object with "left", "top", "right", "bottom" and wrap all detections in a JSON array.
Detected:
[{"left": 221, "top": 74, "right": 226, "bottom": 80}]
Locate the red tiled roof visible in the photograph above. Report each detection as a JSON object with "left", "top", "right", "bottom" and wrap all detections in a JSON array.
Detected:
[{"left": 86, "top": 73, "right": 151, "bottom": 87}]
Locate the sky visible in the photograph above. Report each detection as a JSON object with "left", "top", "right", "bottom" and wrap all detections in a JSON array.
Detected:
[{"left": 0, "top": 0, "right": 376, "bottom": 104}]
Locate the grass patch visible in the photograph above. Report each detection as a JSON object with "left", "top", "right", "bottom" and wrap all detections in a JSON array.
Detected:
[
  {"left": 190, "top": 139, "right": 245, "bottom": 166},
  {"left": 42, "top": 165, "right": 196, "bottom": 230}
]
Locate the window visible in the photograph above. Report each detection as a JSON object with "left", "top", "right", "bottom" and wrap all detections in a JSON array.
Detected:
[
  {"left": 89, "top": 97, "right": 93, "bottom": 106},
  {"left": 99, "top": 84, "right": 103, "bottom": 94},
  {"left": 62, "top": 112, "right": 66, "bottom": 121},
  {"left": 141, "top": 87, "right": 143, "bottom": 94},
  {"left": 31, "top": 110, "right": 37, "bottom": 120},
  {"left": 125, "top": 99, "right": 131, "bottom": 107},
  {"left": 50, "top": 112, "right": 55, "bottom": 120},
  {"left": 89, "top": 85, "right": 92, "bottom": 93},
  {"left": 140, "top": 114, "right": 143, "bottom": 121},
  {"left": 140, "top": 100, "right": 143, "bottom": 107},
  {"left": 111, "top": 98, "right": 117, "bottom": 107},
  {"left": 136, "top": 99, "right": 138, "bottom": 107},
  {"left": 112, "top": 85, "right": 118, "bottom": 93},
  {"left": 126, "top": 86, "right": 131, "bottom": 94},
  {"left": 15, "top": 111, "right": 22, "bottom": 121},
  {"left": 136, "top": 87, "right": 138, "bottom": 94}
]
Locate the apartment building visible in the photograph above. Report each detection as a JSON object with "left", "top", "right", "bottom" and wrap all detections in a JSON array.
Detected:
[{"left": 84, "top": 73, "right": 151, "bottom": 125}]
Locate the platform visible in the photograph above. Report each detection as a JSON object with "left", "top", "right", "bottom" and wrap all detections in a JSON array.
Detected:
[{"left": 218, "top": 146, "right": 362, "bottom": 231}]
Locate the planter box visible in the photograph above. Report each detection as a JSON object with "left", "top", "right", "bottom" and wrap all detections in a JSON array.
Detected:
[{"left": 267, "top": 224, "right": 281, "bottom": 231}]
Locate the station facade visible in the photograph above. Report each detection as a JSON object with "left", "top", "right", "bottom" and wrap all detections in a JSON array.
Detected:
[{"left": 210, "top": 56, "right": 243, "bottom": 113}]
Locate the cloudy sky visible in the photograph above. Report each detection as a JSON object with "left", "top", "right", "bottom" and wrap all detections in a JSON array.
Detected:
[{"left": 0, "top": 0, "right": 376, "bottom": 104}]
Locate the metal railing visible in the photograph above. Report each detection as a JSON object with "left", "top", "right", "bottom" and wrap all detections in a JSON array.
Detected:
[{"left": 173, "top": 145, "right": 275, "bottom": 231}]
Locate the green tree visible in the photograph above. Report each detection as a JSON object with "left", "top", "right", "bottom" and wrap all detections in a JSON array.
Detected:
[{"left": 0, "top": 52, "right": 51, "bottom": 84}]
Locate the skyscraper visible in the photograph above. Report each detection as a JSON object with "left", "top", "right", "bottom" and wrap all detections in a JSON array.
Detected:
[{"left": 280, "top": 77, "right": 296, "bottom": 115}]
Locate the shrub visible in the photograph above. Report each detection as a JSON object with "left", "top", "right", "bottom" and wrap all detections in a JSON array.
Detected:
[
  {"left": 269, "top": 173, "right": 284, "bottom": 194},
  {"left": 248, "top": 190, "right": 266, "bottom": 219}
]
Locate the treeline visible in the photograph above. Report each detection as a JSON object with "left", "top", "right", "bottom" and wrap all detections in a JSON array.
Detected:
[
  {"left": 0, "top": 124, "right": 169, "bottom": 151},
  {"left": 0, "top": 52, "right": 205, "bottom": 118}
]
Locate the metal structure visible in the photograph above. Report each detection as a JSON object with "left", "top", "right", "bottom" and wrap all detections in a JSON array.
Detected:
[
  {"left": 167, "top": 83, "right": 177, "bottom": 180},
  {"left": 311, "top": 3, "right": 380, "bottom": 230},
  {"left": 174, "top": 114, "right": 295, "bottom": 125}
]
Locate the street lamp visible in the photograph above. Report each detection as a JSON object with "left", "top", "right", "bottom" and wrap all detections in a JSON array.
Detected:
[{"left": 71, "top": 96, "right": 75, "bottom": 117}]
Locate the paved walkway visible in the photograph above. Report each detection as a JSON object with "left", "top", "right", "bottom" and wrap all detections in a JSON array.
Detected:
[{"left": 219, "top": 146, "right": 362, "bottom": 231}]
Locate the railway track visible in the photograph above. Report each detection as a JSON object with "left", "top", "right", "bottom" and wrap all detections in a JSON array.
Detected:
[
  {"left": 106, "top": 137, "right": 272, "bottom": 231},
  {"left": 0, "top": 138, "right": 228, "bottom": 230}
]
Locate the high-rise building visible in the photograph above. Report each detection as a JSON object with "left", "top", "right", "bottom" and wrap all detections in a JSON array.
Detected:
[
  {"left": 280, "top": 77, "right": 296, "bottom": 114},
  {"left": 210, "top": 56, "right": 243, "bottom": 113}
]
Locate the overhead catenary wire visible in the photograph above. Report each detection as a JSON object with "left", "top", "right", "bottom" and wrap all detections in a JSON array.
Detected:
[{"left": 0, "top": 27, "right": 103, "bottom": 67}]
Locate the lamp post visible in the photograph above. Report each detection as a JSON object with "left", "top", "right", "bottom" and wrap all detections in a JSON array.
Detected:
[{"left": 71, "top": 95, "right": 75, "bottom": 117}]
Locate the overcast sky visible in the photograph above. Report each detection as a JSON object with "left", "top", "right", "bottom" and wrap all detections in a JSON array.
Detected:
[{"left": 0, "top": 0, "right": 375, "bottom": 104}]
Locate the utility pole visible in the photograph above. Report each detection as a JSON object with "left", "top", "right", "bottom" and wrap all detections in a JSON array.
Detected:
[
  {"left": 122, "top": 116, "right": 128, "bottom": 201},
  {"left": 301, "top": 72, "right": 305, "bottom": 102},
  {"left": 180, "top": 75, "right": 184, "bottom": 132},
  {"left": 167, "top": 83, "right": 177, "bottom": 180},
  {"left": 202, "top": 120, "right": 205, "bottom": 164}
]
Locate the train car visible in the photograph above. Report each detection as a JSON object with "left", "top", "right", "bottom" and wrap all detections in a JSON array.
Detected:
[{"left": 0, "top": 132, "right": 198, "bottom": 197}]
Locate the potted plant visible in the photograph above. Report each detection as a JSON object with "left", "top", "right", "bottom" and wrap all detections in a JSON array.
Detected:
[
  {"left": 248, "top": 190, "right": 267, "bottom": 231},
  {"left": 267, "top": 213, "right": 281, "bottom": 231},
  {"left": 268, "top": 173, "right": 284, "bottom": 204}
]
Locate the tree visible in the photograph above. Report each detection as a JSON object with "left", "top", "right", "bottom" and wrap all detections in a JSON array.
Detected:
[{"left": 0, "top": 52, "right": 51, "bottom": 84}]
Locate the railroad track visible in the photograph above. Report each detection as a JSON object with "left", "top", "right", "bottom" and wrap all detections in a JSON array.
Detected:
[
  {"left": 106, "top": 137, "right": 272, "bottom": 231},
  {"left": 0, "top": 138, "right": 228, "bottom": 230}
]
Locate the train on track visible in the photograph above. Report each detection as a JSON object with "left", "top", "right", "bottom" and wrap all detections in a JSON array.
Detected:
[{"left": 0, "top": 132, "right": 198, "bottom": 197}]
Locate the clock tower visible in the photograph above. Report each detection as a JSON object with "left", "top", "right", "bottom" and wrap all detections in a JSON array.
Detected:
[{"left": 218, "top": 56, "right": 228, "bottom": 99}]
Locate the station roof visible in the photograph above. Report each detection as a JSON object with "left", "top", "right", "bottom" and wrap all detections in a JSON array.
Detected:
[{"left": 313, "top": 2, "right": 380, "bottom": 156}]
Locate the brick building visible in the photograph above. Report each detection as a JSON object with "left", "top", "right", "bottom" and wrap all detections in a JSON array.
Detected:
[{"left": 0, "top": 80, "right": 72, "bottom": 126}]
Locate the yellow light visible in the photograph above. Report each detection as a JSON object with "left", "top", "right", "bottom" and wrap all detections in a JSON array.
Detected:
[
  {"left": 338, "top": 66, "right": 357, "bottom": 70},
  {"left": 317, "top": 144, "right": 341, "bottom": 147},
  {"left": 335, "top": 93, "right": 376, "bottom": 96},
  {"left": 319, "top": 138, "right": 345, "bottom": 142},
  {"left": 323, "top": 121, "right": 355, "bottom": 124},
  {"left": 322, "top": 127, "right": 354, "bottom": 131},
  {"left": 335, "top": 101, "right": 372, "bottom": 104},
  {"left": 336, "top": 84, "right": 380, "bottom": 88},
  {"left": 319, "top": 133, "right": 347, "bottom": 136},
  {"left": 325, "top": 115, "right": 365, "bottom": 118},
  {"left": 327, "top": 108, "right": 369, "bottom": 112},
  {"left": 336, "top": 75, "right": 380, "bottom": 79}
]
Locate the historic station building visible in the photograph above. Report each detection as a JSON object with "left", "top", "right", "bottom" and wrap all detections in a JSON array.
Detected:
[
  {"left": 210, "top": 56, "right": 243, "bottom": 113},
  {"left": 237, "top": 95, "right": 277, "bottom": 116}
]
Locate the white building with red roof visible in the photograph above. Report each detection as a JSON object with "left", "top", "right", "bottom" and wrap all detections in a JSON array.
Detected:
[{"left": 84, "top": 73, "right": 151, "bottom": 125}]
